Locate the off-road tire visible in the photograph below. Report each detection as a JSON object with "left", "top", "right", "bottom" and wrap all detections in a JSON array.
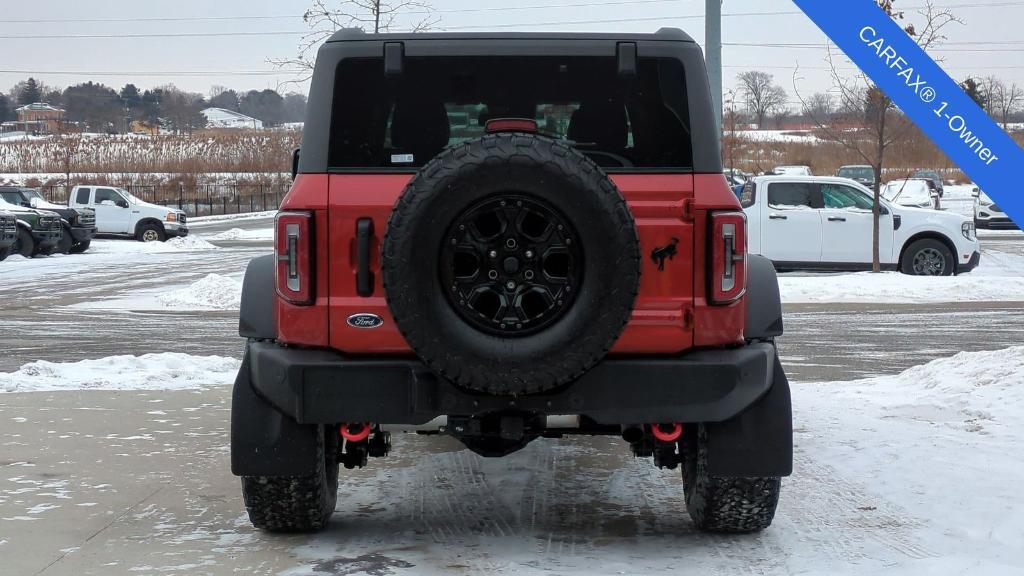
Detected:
[
  {"left": 0, "top": 247, "right": 9, "bottom": 261},
  {"left": 136, "top": 222, "right": 166, "bottom": 243},
  {"left": 682, "top": 424, "right": 781, "bottom": 533},
  {"left": 900, "top": 238, "right": 955, "bottom": 276},
  {"left": 57, "top": 225, "right": 73, "bottom": 254},
  {"left": 69, "top": 239, "right": 91, "bottom": 254},
  {"left": 240, "top": 426, "right": 339, "bottom": 532},
  {"left": 383, "top": 133, "right": 640, "bottom": 395},
  {"left": 13, "top": 228, "right": 35, "bottom": 258}
]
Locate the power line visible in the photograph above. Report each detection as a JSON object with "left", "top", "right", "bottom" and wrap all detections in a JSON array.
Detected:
[
  {"left": 0, "top": 69, "right": 296, "bottom": 77},
  {"left": 0, "top": 0, "right": 684, "bottom": 24}
]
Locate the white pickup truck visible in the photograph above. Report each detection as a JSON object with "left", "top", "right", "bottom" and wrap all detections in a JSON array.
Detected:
[
  {"left": 68, "top": 185, "right": 188, "bottom": 242},
  {"left": 740, "top": 175, "right": 980, "bottom": 276}
]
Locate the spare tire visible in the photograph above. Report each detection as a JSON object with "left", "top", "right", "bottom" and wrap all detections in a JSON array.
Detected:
[{"left": 383, "top": 133, "right": 640, "bottom": 395}]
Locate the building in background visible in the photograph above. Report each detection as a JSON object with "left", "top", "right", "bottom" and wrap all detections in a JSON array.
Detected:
[
  {"left": 201, "top": 107, "right": 264, "bottom": 130},
  {"left": 1, "top": 102, "right": 65, "bottom": 136}
]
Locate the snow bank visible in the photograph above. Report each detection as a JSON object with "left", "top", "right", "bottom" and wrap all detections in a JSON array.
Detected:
[
  {"left": 779, "top": 271, "right": 1024, "bottom": 303},
  {"left": 189, "top": 210, "right": 277, "bottom": 224},
  {"left": 205, "top": 227, "right": 274, "bottom": 241},
  {"left": 0, "top": 353, "right": 240, "bottom": 393},
  {"left": 85, "top": 236, "right": 219, "bottom": 254},
  {"left": 156, "top": 273, "right": 242, "bottom": 310}
]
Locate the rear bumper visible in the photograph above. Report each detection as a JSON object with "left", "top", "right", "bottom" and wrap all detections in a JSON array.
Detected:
[{"left": 246, "top": 340, "right": 778, "bottom": 426}]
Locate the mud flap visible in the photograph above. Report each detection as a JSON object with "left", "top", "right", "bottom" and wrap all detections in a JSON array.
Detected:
[
  {"left": 230, "top": 348, "right": 321, "bottom": 477},
  {"left": 705, "top": 355, "right": 793, "bottom": 477}
]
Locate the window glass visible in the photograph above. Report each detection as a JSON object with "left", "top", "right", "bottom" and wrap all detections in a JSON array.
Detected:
[
  {"left": 0, "top": 191, "right": 21, "bottom": 205},
  {"left": 767, "top": 183, "right": 814, "bottom": 209},
  {"left": 822, "top": 184, "right": 873, "bottom": 210},
  {"left": 330, "top": 56, "right": 692, "bottom": 170},
  {"left": 95, "top": 188, "right": 123, "bottom": 205},
  {"left": 739, "top": 181, "right": 756, "bottom": 208},
  {"left": 75, "top": 188, "right": 91, "bottom": 205}
]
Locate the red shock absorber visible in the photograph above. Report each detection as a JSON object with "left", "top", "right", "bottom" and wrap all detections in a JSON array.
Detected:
[
  {"left": 651, "top": 422, "right": 683, "bottom": 442},
  {"left": 340, "top": 423, "right": 371, "bottom": 443}
]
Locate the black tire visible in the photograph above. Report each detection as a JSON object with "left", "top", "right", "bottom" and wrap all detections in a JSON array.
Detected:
[
  {"left": 136, "top": 222, "right": 166, "bottom": 242},
  {"left": 13, "top": 228, "right": 34, "bottom": 258},
  {"left": 69, "top": 239, "right": 91, "bottom": 254},
  {"left": 0, "top": 247, "right": 9, "bottom": 261},
  {"left": 57, "top": 225, "right": 73, "bottom": 254},
  {"left": 240, "top": 425, "right": 339, "bottom": 532},
  {"left": 382, "top": 133, "right": 640, "bottom": 395},
  {"left": 682, "top": 424, "right": 781, "bottom": 533},
  {"left": 900, "top": 238, "right": 955, "bottom": 276}
]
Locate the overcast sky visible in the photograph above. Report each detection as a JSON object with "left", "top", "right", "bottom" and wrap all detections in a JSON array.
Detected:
[{"left": 2, "top": 0, "right": 1022, "bottom": 105}]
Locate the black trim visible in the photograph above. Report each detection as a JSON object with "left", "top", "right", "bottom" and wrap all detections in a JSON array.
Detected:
[
  {"left": 68, "top": 225, "right": 97, "bottom": 242},
  {"left": 355, "top": 218, "right": 375, "bottom": 297},
  {"left": 239, "top": 255, "right": 278, "bottom": 340},
  {"left": 245, "top": 340, "right": 778, "bottom": 426},
  {"left": 773, "top": 260, "right": 899, "bottom": 273},
  {"left": 959, "top": 251, "right": 981, "bottom": 273},
  {"left": 744, "top": 255, "right": 783, "bottom": 340}
]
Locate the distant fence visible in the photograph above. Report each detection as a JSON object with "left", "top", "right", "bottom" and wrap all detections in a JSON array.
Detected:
[{"left": 40, "top": 184, "right": 287, "bottom": 218}]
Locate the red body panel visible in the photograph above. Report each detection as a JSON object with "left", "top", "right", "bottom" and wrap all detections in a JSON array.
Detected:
[{"left": 276, "top": 171, "right": 747, "bottom": 354}]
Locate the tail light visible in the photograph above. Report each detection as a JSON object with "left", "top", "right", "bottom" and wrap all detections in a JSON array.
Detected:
[
  {"left": 710, "top": 211, "right": 747, "bottom": 304},
  {"left": 275, "top": 211, "right": 314, "bottom": 305}
]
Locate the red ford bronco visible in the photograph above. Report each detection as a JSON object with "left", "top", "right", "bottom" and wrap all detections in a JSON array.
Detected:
[{"left": 232, "top": 28, "right": 792, "bottom": 534}]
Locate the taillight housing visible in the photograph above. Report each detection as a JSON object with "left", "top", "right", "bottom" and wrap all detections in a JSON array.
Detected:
[
  {"left": 710, "top": 211, "right": 747, "bottom": 304},
  {"left": 275, "top": 211, "right": 314, "bottom": 305}
]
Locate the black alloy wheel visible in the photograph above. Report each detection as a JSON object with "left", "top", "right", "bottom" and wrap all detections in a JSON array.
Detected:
[{"left": 440, "top": 194, "right": 583, "bottom": 336}]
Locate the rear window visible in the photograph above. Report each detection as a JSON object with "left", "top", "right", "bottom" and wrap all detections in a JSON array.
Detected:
[
  {"left": 329, "top": 56, "right": 693, "bottom": 171},
  {"left": 767, "top": 183, "right": 815, "bottom": 209}
]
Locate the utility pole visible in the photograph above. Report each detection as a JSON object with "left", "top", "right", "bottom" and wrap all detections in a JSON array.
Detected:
[{"left": 706, "top": 0, "right": 723, "bottom": 133}]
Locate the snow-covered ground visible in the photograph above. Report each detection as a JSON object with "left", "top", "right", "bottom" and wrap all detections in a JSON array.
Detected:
[
  {"left": 203, "top": 227, "right": 275, "bottom": 241},
  {"left": 0, "top": 353, "right": 239, "bottom": 393},
  {"left": 189, "top": 210, "right": 277, "bottom": 225},
  {"left": 730, "top": 129, "right": 820, "bottom": 144}
]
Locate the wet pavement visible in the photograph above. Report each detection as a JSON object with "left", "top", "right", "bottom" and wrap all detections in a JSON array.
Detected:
[{"left": 1, "top": 218, "right": 1022, "bottom": 575}]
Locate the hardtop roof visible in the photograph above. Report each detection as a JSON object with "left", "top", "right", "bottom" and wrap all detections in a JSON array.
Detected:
[{"left": 326, "top": 27, "right": 694, "bottom": 43}]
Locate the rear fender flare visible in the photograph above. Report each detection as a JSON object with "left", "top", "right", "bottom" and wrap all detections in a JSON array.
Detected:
[
  {"left": 744, "top": 254, "right": 783, "bottom": 340},
  {"left": 239, "top": 254, "right": 277, "bottom": 340}
]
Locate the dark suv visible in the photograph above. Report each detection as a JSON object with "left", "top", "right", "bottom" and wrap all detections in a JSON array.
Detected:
[
  {"left": 0, "top": 208, "right": 17, "bottom": 260},
  {"left": 232, "top": 29, "right": 792, "bottom": 534},
  {"left": 0, "top": 187, "right": 96, "bottom": 253}
]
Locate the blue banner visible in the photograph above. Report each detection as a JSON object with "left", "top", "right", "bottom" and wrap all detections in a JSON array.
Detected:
[{"left": 792, "top": 0, "right": 1023, "bottom": 227}]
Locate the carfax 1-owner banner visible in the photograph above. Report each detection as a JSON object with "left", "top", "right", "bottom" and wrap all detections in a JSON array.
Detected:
[{"left": 793, "top": 0, "right": 1024, "bottom": 226}]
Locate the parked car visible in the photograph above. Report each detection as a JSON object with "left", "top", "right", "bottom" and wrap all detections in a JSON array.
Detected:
[
  {"left": 740, "top": 175, "right": 980, "bottom": 275},
  {"left": 68, "top": 185, "right": 187, "bottom": 242},
  {"left": 0, "top": 186, "right": 96, "bottom": 254},
  {"left": 836, "top": 165, "right": 876, "bottom": 188},
  {"left": 913, "top": 169, "right": 945, "bottom": 197},
  {"left": 0, "top": 208, "right": 17, "bottom": 261},
  {"left": 232, "top": 28, "right": 792, "bottom": 534},
  {"left": 773, "top": 165, "right": 812, "bottom": 176},
  {"left": 882, "top": 178, "right": 941, "bottom": 210},
  {"left": 973, "top": 188, "right": 1018, "bottom": 229},
  {"left": 0, "top": 198, "right": 63, "bottom": 258}
]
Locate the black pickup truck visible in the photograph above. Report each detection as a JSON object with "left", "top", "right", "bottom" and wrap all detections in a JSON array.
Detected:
[{"left": 0, "top": 187, "right": 96, "bottom": 254}]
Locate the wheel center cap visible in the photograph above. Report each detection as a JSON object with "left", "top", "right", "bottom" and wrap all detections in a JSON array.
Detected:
[{"left": 503, "top": 256, "right": 520, "bottom": 274}]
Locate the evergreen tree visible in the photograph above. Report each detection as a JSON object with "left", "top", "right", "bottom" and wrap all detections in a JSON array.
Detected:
[{"left": 18, "top": 77, "right": 42, "bottom": 105}]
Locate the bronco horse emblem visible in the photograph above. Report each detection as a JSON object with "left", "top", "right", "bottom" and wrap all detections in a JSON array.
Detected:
[{"left": 651, "top": 238, "right": 680, "bottom": 271}]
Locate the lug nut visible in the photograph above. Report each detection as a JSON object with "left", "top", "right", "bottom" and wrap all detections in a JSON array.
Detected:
[
  {"left": 488, "top": 270, "right": 498, "bottom": 280},
  {"left": 506, "top": 281, "right": 516, "bottom": 290},
  {"left": 489, "top": 250, "right": 498, "bottom": 258},
  {"left": 506, "top": 238, "right": 517, "bottom": 249},
  {"left": 525, "top": 250, "right": 534, "bottom": 258},
  {"left": 525, "top": 270, "right": 535, "bottom": 280}
]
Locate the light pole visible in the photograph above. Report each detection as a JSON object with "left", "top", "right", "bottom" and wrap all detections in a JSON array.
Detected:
[{"left": 706, "top": 0, "right": 723, "bottom": 133}]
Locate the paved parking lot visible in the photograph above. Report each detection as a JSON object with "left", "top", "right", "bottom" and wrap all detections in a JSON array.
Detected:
[{"left": 2, "top": 220, "right": 1022, "bottom": 575}]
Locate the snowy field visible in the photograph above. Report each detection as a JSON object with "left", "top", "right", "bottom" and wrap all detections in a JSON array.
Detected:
[{"left": 2, "top": 213, "right": 1024, "bottom": 574}]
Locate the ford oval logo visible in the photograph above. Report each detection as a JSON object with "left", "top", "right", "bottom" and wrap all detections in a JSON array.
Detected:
[{"left": 347, "top": 313, "right": 384, "bottom": 329}]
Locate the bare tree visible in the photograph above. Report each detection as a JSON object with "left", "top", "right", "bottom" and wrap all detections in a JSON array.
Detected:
[
  {"left": 794, "top": 0, "right": 961, "bottom": 272},
  {"left": 721, "top": 88, "right": 745, "bottom": 171},
  {"left": 802, "top": 92, "right": 835, "bottom": 123},
  {"left": 737, "top": 71, "right": 788, "bottom": 129},
  {"left": 48, "top": 121, "right": 86, "bottom": 191},
  {"left": 270, "top": 0, "right": 438, "bottom": 82},
  {"left": 981, "top": 76, "right": 1024, "bottom": 129}
]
